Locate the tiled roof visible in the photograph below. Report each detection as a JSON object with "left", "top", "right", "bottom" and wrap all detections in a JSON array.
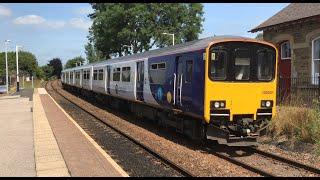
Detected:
[{"left": 250, "top": 3, "right": 320, "bottom": 32}]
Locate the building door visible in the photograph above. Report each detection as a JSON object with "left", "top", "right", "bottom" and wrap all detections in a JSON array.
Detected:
[
  {"left": 278, "top": 41, "right": 291, "bottom": 102},
  {"left": 106, "top": 65, "right": 111, "bottom": 94},
  {"left": 136, "top": 61, "right": 144, "bottom": 101}
]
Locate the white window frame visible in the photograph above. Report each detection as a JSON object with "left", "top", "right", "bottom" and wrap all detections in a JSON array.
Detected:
[
  {"left": 312, "top": 36, "right": 320, "bottom": 85},
  {"left": 280, "top": 41, "right": 291, "bottom": 60}
]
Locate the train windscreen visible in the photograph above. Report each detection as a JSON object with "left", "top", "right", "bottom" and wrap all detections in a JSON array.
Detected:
[{"left": 209, "top": 42, "right": 276, "bottom": 82}]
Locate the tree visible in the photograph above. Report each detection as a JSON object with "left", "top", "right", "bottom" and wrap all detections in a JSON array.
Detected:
[
  {"left": 65, "top": 56, "right": 86, "bottom": 69},
  {"left": 0, "top": 51, "right": 38, "bottom": 77},
  {"left": 255, "top": 33, "right": 263, "bottom": 40},
  {"left": 85, "top": 41, "right": 103, "bottom": 63},
  {"left": 48, "top": 58, "right": 62, "bottom": 79},
  {"left": 88, "top": 3, "right": 204, "bottom": 59},
  {"left": 40, "top": 65, "right": 54, "bottom": 80}
]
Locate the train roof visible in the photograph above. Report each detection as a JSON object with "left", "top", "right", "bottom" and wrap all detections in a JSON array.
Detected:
[{"left": 63, "top": 35, "right": 254, "bottom": 72}]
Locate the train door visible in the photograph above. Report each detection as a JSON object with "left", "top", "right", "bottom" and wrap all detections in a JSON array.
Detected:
[
  {"left": 136, "top": 61, "right": 144, "bottom": 101},
  {"left": 278, "top": 41, "right": 291, "bottom": 102},
  {"left": 175, "top": 56, "right": 193, "bottom": 110},
  {"left": 106, "top": 65, "right": 111, "bottom": 94}
]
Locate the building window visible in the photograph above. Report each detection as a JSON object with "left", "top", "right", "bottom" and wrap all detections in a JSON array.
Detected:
[
  {"left": 98, "top": 69, "right": 104, "bottom": 80},
  {"left": 312, "top": 37, "right": 320, "bottom": 84},
  {"left": 185, "top": 60, "right": 193, "bottom": 83},
  {"left": 113, "top": 67, "right": 121, "bottom": 81},
  {"left": 281, "top": 41, "right": 291, "bottom": 59},
  {"left": 122, "top": 67, "right": 131, "bottom": 82},
  {"left": 93, "top": 70, "right": 98, "bottom": 80}
]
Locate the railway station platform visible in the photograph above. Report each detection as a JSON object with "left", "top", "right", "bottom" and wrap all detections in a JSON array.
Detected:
[{"left": 0, "top": 88, "right": 128, "bottom": 177}]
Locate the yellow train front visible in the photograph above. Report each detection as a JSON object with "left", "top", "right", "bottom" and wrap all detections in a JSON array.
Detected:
[{"left": 203, "top": 38, "right": 277, "bottom": 146}]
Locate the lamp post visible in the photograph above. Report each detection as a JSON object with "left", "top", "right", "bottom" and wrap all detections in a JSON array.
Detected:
[
  {"left": 162, "top": 32, "right": 175, "bottom": 46},
  {"left": 4, "top": 40, "right": 11, "bottom": 94},
  {"left": 123, "top": 44, "right": 133, "bottom": 55},
  {"left": 16, "top": 45, "right": 22, "bottom": 92}
]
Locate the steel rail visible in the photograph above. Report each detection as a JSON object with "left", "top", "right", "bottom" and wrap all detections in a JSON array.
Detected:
[
  {"left": 207, "top": 150, "right": 276, "bottom": 177},
  {"left": 248, "top": 147, "right": 320, "bottom": 175}
]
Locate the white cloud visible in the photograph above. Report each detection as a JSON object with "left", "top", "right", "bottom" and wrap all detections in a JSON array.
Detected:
[
  {"left": 0, "top": 5, "right": 11, "bottom": 17},
  {"left": 12, "top": 15, "right": 91, "bottom": 31},
  {"left": 45, "top": 20, "right": 66, "bottom": 29},
  {"left": 69, "top": 18, "right": 92, "bottom": 30},
  {"left": 13, "top": 15, "right": 45, "bottom": 25},
  {"left": 75, "top": 6, "right": 93, "bottom": 15}
]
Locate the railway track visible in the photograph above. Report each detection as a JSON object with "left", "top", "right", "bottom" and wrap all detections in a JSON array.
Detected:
[
  {"left": 248, "top": 147, "right": 320, "bottom": 175},
  {"left": 45, "top": 80, "right": 196, "bottom": 177},
  {"left": 48, "top": 80, "right": 320, "bottom": 177},
  {"left": 203, "top": 140, "right": 320, "bottom": 176}
]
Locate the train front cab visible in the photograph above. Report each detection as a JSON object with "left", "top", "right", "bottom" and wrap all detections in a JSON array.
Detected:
[{"left": 204, "top": 39, "right": 278, "bottom": 146}]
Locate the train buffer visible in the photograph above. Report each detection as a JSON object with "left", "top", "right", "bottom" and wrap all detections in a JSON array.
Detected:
[{"left": 0, "top": 88, "right": 128, "bottom": 177}]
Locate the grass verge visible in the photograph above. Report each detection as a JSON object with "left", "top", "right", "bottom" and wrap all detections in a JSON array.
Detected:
[{"left": 269, "top": 100, "right": 320, "bottom": 154}]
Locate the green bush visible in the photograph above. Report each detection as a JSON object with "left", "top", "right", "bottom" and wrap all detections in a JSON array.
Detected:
[{"left": 269, "top": 99, "right": 320, "bottom": 154}]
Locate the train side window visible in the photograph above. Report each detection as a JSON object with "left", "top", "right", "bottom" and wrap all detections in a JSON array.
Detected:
[
  {"left": 98, "top": 69, "right": 104, "bottom": 80},
  {"left": 85, "top": 70, "right": 88, "bottom": 80},
  {"left": 84, "top": 70, "right": 90, "bottom": 80},
  {"left": 151, "top": 64, "right": 158, "bottom": 70},
  {"left": 150, "top": 62, "right": 166, "bottom": 70},
  {"left": 122, "top": 67, "right": 131, "bottom": 82},
  {"left": 149, "top": 62, "right": 166, "bottom": 84},
  {"left": 70, "top": 72, "right": 73, "bottom": 80},
  {"left": 113, "top": 67, "right": 121, "bottom": 81},
  {"left": 93, "top": 70, "right": 98, "bottom": 80},
  {"left": 158, "top": 63, "right": 166, "bottom": 69},
  {"left": 210, "top": 50, "right": 227, "bottom": 80},
  {"left": 185, "top": 60, "right": 193, "bottom": 83},
  {"left": 257, "top": 49, "right": 274, "bottom": 81}
]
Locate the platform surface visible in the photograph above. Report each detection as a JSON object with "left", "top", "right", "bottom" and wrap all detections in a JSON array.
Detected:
[
  {"left": 37, "top": 88, "right": 128, "bottom": 177},
  {"left": 0, "top": 88, "right": 128, "bottom": 177},
  {"left": 0, "top": 92, "right": 35, "bottom": 176}
]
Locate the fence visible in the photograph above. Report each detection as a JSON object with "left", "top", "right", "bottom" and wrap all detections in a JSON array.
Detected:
[
  {"left": 0, "top": 75, "right": 38, "bottom": 93},
  {"left": 277, "top": 76, "right": 320, "bottom": 107}
]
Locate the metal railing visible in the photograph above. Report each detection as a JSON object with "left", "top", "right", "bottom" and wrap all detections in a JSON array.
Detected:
[{"left": 277, "top": 76, "right": 320, "bottom": 106}]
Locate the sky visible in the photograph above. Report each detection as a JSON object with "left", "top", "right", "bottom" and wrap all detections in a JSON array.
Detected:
[{"left": 0, "top": 3, "right": 289, "bottom": 66}]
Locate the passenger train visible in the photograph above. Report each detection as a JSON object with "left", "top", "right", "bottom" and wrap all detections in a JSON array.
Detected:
[{"left": 61, "top": 36, "right": 278, "bottom": 146}]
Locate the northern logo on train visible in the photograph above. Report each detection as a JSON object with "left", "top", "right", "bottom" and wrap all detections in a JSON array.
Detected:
[{"left": 156, "top": 86, "right": 163, "bottom": 101}]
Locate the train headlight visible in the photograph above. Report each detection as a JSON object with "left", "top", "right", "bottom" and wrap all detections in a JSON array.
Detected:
[
  {"left": 261, "top": 100, "right": 273, "bottom": 108},
  {"left": 211, "top": 101, "right": 226, "bottom": 109},
  {"left": 214, "top": 102, "right": 220, "bottom": 108}
]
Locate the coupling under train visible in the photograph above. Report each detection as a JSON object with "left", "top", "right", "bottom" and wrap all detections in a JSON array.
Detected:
[{"left": 61, "top": 36, "right": 278, "bottom": 146}]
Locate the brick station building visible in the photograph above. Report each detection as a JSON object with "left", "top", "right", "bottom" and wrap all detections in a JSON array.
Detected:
[{"left": 250, "top": 3, "right": 320, "bottom": 102}]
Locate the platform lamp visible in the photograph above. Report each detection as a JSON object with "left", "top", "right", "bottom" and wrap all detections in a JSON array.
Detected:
[
  {"left": 162, "top": 32, "right": 175, "bottom": 46},
  {"left": 123, "top": 44, "right": 133, "bottom": 54},
  {"left": 4, "top": 40, "right": 11, "bottom": 94},
  {"left": 16, "top": 45, "right": 23, "bottom": 92}
]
